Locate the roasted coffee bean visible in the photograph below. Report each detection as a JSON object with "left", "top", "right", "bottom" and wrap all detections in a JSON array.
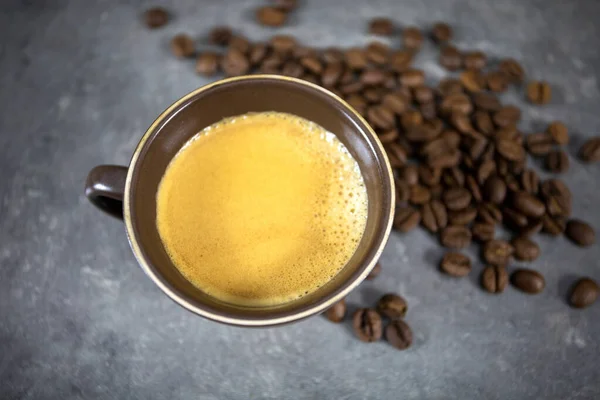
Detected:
[
  {"left": 465, "top": 175, "right": 483, "bottom": 203},
  {"left": 481, "top": 265, "right": 508, "bottom": 293},
  {"left": 367, "top": 105, "right": 395, "bottom": 130},
  {"left": 483, "top": 239, "right": 513, "bottom": 266},
  {"left": 440, "top": 225, "right": 472, "bottom": 249},
  {"left": 386, "top": 142, "right": 408, "bottom": 167},
  {"left": 419, "top": 165, "right": 442, "bottom": 186},
  {"left": 478, "top": 202, "right": 503, "bottom": 225},
  {"left": 477, "top": 160, "right": 496, "bottom": 185},
  {"left": 441, "top": 129, "right": 461, "bottom": 148},
  {"left": 540, "top": 179, "right": 571, "bottom": 217},
  {"left": 473, "top": 111, "right": 494, "bottom": 136},
  {"left": 221, "top": 48, "right": 250, "bottom": 76},
  {"left": 413, "top": 85, "right": 435, "bottom": 104},
  {"left": 269, "top": 35, "right": 296, "bottom": 54},
  {"left": 460, "top": 70, "right": 485, "bottom": 92},
  {"left": 403, "top": 26, "right": 424, "bottom": 50},
  {"left": 369, "top": 17, "right": 395, "bottom": 36},
  {"left": 345, "top": 94, "right": 367, "bottom": 114},
  {"left": 345, "top": 48, "right": 368, "bottom": 70},
  {"left": 259, "top": 53, "right": 284, "bottom": 73},
  {"left": 511, "top": 236, "right": 540, "bottom": 261},
  {"left": 569, "top": 278, "right": 599, "bottom": 309},
  {"left": 170, "top": 34, "right": 195, "bottom": 58},
  {"left": 385, "top": 320, "right": 413, "bottom": 350},
  {"left": 547, "top": 121, "right": 569, "bottom": 145},
  {"left": 472, "top": 222, "right": 495, "bottom": 242},
  {"left": 519, "top": 219, "right": 543, "bottom": 237},
  {"left": 360, "top": 69, "right": 386, "bottom": 86},
  {"left": 353, "top": 309, "right": 383, "bottom": 342},
  {"left": 394, "top": 206, "right": 421, "bottom": 232},
  {"left": 450, "top": 114, "right": 473, "bottom": 134},
  {"left": 247, "top": 43, "right": 268, "bottom": 66},
  {"left": 400, "top": 69, "right": 425, "bottom": 87},
  {"left": 503, "top": 208, "right": 528, "bottom": 230},
  {"left": 486, "top": 71, "right": 509, "bottom": 93},
  {"left": 484, "top": 176, "right": 507, "bottom": 204},
  {"left": 449, "top": 207, "right": 478, "bottom": 226},
  {"left": 421, "top": 200, "right": 448, "bottom": 233},
  {"left": 463, "top": 51, "right": 487, "bottom": 70},
  {"left": 396, "top": 179, "right": 410, "bottom": 204},
  {"left": 493, "top": 105, "right": 521, "bottom": 128},
  {"left": 579, "top": 137, "right": 600, "bottom": 162},
  {"left": 390, "top": 50, "right": 414, "bottom": 72},
  {"left": 406, "top": 120, "right": 443, "bottom": 142},
  {"left": 440, "top": 252, "right": 471, "bottom": 277},
  {"left": 443, "top": 188, "right": 472, "bottom": 211},
  {"left": 320, "top": 63, "right": 343, "bottom": 87},
  {"left": 366, "top": 262, "right": 382, "bottom": 280},
  {"left": 228, "top": 35, "right": 251, "bottom": 54},
  {"left": 520, "top": 169, "right": 539, "bottom": 194},
  {"left": 300, "top": 56, "right": 322, "bottom": 75},
  {"left": 443, "top": 167, "right": 465, "bottom": 188},
  {"left": 377, "top": 294, "right": 408, "bottom": 318},
  {"left": 322, "top": 47, "right": 344, "bottom": 64},
  {"left": 340, "top": 81, "right": 364, "bottom": 95},
  {"left": 410, "top": 184, "right": 432, "bottom": 205},
  {"left": 295, "top": 46, "right": 318, "bottom": 58},
  {"left": 279, "top": 61, "right": 302, "bottom": 78},
  {"left": 256, "top": 6, "right": 287, "bottom": 27},
  {"left": 525, "top": 132, "right": 553, "bottom": 156},
  {"left": 473, "top": 92, "right": 501, "bottom": 112},
  {"left": 511, "top": 269, "right": 545, "bottom": 294},
  {"left": 430, "top": 184, "right": 444, "bottom": 199},
  {"left": 438, "top": 78, "right": 464, "bottom": 96},
  {"left": 542, "top": 214, "right": 566, "bottom": 236},
  {"left": 499, "top": 58, "right": 525, "bottom": 83},
  {"left": 144, "top": 7, "right": 169, "bottom": 28},
  {"left": 440, "top": 93, "right": 472, "bottom": 115},
  {"left": 527, "top": 80, "right": 551, "bottom": 104},
  {"left": 565, "top": 219, "right": 595, "bottom": 247},
  {"left": 439, "top": 46, "right": 462, "bottom": 71},
  {"left": 378, "top": 129, "right": 399, "bottom": 144},
  {"left": 380, "top": 92, "right": 408, "bottom": 115},
  {"left": 546, "top": 149, "right": 569, "bottom": 173},
  {"left": 366, "top": 41, "right": 390, "bottom": 65},
  {"left": 325, "top": 299, "right": 346, "bottom": 323},
  {"left": 432, "top": 22, "right": 452, "bottom": 43},
  {"left": 512, "top": 191, "right": 546, "bottom": 218},
  {"left": 195, "top": 52, "right": 220, "bottom": 76},
  {"left": 400, "top": 165, "right": 419, "bottom": 186},
  {"left": 419, "top": 102, "right": 437, "bottom": 121},
  {"left": 209, "top": 26, "right": 233, "bottom": 46}
]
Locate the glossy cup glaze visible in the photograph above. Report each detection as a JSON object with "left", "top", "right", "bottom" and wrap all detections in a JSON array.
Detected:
[{"left": 85, "top": 75, "right": 395, "bottom": 327}]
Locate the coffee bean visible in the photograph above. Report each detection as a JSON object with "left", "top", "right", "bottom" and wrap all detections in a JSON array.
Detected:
[
  {"left": 410, "top": 184, "right": 432, "bottom": 205},
  {"left": 228, "top": 35, "right": 251, "bottom": 54},
  {"left": 430, "top": 184, "right": 444, "bottom": 199},
  {"left": 362, "top": 88, "right": 383, "bottom": 104},
  {"left": 443, "top": 167, "right": 465, "bottom": 188},
  {"left": 320, "top": 63, "right": 343, "bottom": 87},
  {"left": 511, "top": 236, "right": 540, "bottom": 261},
  {"left": 352, "top": 309, "right": 383, "bottom": 342},
  {"left": 377, "top": 130, "right": 399, "bottom": 144},
  {"left": 481, "top": 265, "right": 508, "bottom": 293},
  {"left": 565, "top": 219, "right": 595, "bottom": 247},
  {"left": 441, "top": 129, "right": 462, "bottom": 148},
  {"left": 540, "top": 179, "right": 571, "bottom": 217},
  {"left": 221, "top": 48, "right": 250, "bottom": 76},
  {"left": 546, "top": 149, "right": 569, "bottom": 173},
  {"left": 525, "top": 132, "right": 554, "bottom": 156},
  {"left": 520, "top": 219, "right": 543, "bottom": 237},
  {"left": 396, "top": 179, "right": 410, "bottom": 204},
  {"left": 367, "top": 105, "right": 395, "bottom": 130},
  {"left": 209, "top": 26, "right": 233, "bottom": 46},
  {"left": 511, "top": 269, "right": 545, "bottom": 294},
  {"left": 413, "top": 85, "right": 435, "bottom": 104},
  {"left": 345, "top": 48, "right": 368, "bottom": 70},
  {"left": 483, "top": 176, "right": 507, "bottom": 204},
  {"left": 440, "top": 93, "right": 472, "bottom": 115},
  {"left": 440, "top": 225, "right": 472, "bottom": 249},
  {"left": 438, "top": 78, "right": 464, "bottom": 96},
  {"left": 406, "top": 120, "right": 443, "bottom": 142},
  {"left": 463, "top": 51, "right": 487, "bottom": 70},
  {"left": 399, "top": 165, "right": 419, "bottom": 186},
  {"left": 483, "top": 239, "right": 513, "bottom": 266},
  {"left": 195, "top": 52, "right": 220, "bottom": 76},
  {"left": 259, "top": 53, "right": 284, "bottom": 73},
  {"left": 496, "top": 139, "right": 526, "bottom": 163},
  {"left": 385, "top": 320, "right": 413, "bottom": 350},
  {"left": 322, "top": 47, "right": 344, "bottom": 64},
  {"left": 246, "top": 43, "right": 267, "bottom": 66},
  {"left": 546, "top": 121, "right": 569, "bottom": 145},
  {"left": 486, "top": 71, "right": 509, "bottom": 93},
  {"left": 460, "top": 70, "right": 485, "bottom": 92},
  {"left": 419, "top": 165, "right": 442, "bottom": 187},
  {"left": 144, "top": 7, "right": 169, "bottom": 29},
  {"left": 443, "top": 188, "right": 472, "bottom": 211},
  {"left": 440, "top": 252, "right": 471, "bottom": 277},
  {"left": 569, "top": 278, "right": 599, "bottom": 309},
  {"left": 366, "top": 262, "right": 382, "bottom": 280},
  {"left": 526, "top": 80, "right": 551, "bottom": 104},
  {"left": 477, "top": 160, "right": 496, "bottom": 185},
  {"left": 256, "top": 6, "right": 287, "bottom": 27},
  {"left": 403, "top": 26, "right": 423, "bottom": 50},
  {"left": 394, "top": 206, "right": 421, "bottom": 232},
  {"left": 541, "top": 214, "right": 566, "bottom": 236},
  {"left": 503, "top": 208, "right": 529, "bottom": 230},
  {"left": 325, "top": 299, "right": 346, "bottom": 323},
  {"left": 512, "top": 191, "right": 546, "bottom": 218},
  {"left": 360, "top": 69, "right": 385, "bottom": 86},
  {"left": 386, "top": 142, "right": 408, "bottom": 167},
  {"left": 478, "top": 202, "right": 503, "bottom": 225},
  {"left": 390, "top": 50, "right": 414, "bottom": 72},
  {"left": 377, "top": 294, "right": 408, "bottom": 318},
  {"left": 579, "top": 137, "right": 600, "bottom": 162},
  {"left": 345, "top": 94, "right": 367, "bottom": 115},
  {"left": 369, "top": 18, "right": 395, "bottom": 36},
  {"left": 493, "top": 105, "right": 521, "bottom": 128},
  {"left": 449, "top": 207, "right": 478, "bottom": 226},
  {"left": 400, "top": 69, "right": 425, "bottom": 87},
  {"left": 421, "top": 200, "right": 448, "bottom": 233},
  {"left": 472, "top": 222, "right": 495, "bottom": 242},
  {"left": 170, "top": 34, "right": 195, "bottom": 58},
  {"left": 366, "top": 41, "right": 390, "bottom": 65},
  {"left": 520, "top": 169, "right": 539, "bottom": 194},
  {"left": 432, "top": 22, "right": 452, "bottom": 43},
  {"left": 465, "top": 175, "right": 483, "bottom": 203},
  {"left": 473, "top": 92, "right": 501, "bottom": 112},
  {"left": 473, "top": 111, "right": 494, "bottom": 136},
  {"left": 439, "top": 46, "right": 462, "bottom": 71},
  {"left": 499, "top": 58, "right": 525, "bottom": 83}
]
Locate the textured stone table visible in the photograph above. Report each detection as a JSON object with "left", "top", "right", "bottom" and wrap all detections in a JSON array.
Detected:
[{"left": 1, "top": 0, "right": 600, "bottom": 399}]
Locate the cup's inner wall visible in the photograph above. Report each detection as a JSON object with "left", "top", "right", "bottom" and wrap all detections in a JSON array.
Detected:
[{"left": 129, "top": 77, "right": 393, "bottom": 323}]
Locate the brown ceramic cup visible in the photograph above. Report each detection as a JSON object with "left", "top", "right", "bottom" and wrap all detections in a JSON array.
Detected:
[{"left": 85, "top": 75, "right": 394, "bottom": 327}]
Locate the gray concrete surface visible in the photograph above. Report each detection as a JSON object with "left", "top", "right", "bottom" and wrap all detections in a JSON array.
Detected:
[{"left": 1, "top": 0, "right": 600, "bottom": 399}]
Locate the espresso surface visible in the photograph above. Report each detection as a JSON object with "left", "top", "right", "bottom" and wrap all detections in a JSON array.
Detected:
[{"left": 156, "top": 112, "right": 368, "bottom": 306}]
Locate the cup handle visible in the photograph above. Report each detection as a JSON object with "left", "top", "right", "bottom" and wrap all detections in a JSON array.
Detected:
[{"left": 85, "top": 165, "right": 128, "bottom": 219}]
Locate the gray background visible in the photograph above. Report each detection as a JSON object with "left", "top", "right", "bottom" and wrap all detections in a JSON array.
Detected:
[{"left": 1, "top": 0, "right": 599, "bottom": 399}]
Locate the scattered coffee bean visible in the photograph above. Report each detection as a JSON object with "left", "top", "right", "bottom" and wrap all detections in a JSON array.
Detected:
[
  {"left": 431, "top": 22, "right": 452, "bottom": 43},
  {"left": 221, "top": 48, "right": 250, "bottom": 76},
  {"left": 400, "top": 69, "right": 425, "bottom": 87},
  {"left": 352, "top": 309, "right": 383, "bottom": 342},
  {"left": 366, "top": 262, "right": 382, "bottom": 280},
  {"left": 170, "top": 34, "right": 195, "bottom": 58},
  {"left": 365, "top": 41, "right": 390, "bottom": 65},
  {"left": 542, "top": 214, "right": 566, "bottom": 236},
  {"left": 511, "top": 269, "right": 545, "bottom": 294},
  {"left": 196, "top": 52, "right": 220, "bottom": 76},
  {"left": 526, "top": 80, "right": 551, "bottom": 104},
  {"left": 367, "top": 105, "right": 395, "bottom": 130},
  {"left": 520, "top": 219, "right": 543, "bottom": 237},
  {"left": 546, "top": 149, "right": 569, "bottom": 173},
  {"left": 511, "top": 236, "right": 540, "bottom": 261},
  {"left": 496, "top": 139, "right": 525, "bottom": 162},
  {"left": 472, "top": 222, "right": 495, "bottom": 242},
  {"left": 483, "top": 239, "right": 513, "bottom": 266},
  {"left": 443, "top": 188, "right": 472, "bottom": 211},
  {"left": 403, "top": 27, "right": 423, "bottom": 50},
  {"left": 463, "top": 51, "right": 487, "bottom": 70},
  {"left": 325, "top": 299, "right": 346, "bottom": 323},
  {"left": 569, "top": 278, "right": 599, "bottom": 309},
  {"left": 512, "top": 191, "right": 546, "bottom": 218},
  {"left": 486, "top": 71, "right": 509, "bottom": 93},
  {"left": 448, "top": 207, "right": 478, "bottom": 226},
  {"left": 394, "top": 207, "right": 421, "bottom": 232},
  {"left": 499, "top": 58, "right": 525, "bottom": 83},
  {"left": 439, "top": 46, "right": 462, "bottom": 71},
  {"left": 256, "top": 6, "right": 287, "bottom": 27},
  {"left": 481, "top": 265, "right": 508, "bottom": 293},
  {"left": 440, "top": 225, "right": 472, "bottom": 249},
  {"left": 369, "top": 18, "right": 395, "bottom": 36},
  {"left": 565, "top": 219, "right": 595, "bottom": 247},
  {"left": 399, "top": 165, "right": 419, "bottom": 186},
  {"left": 228, "top": 35, "right": 251, "bottom": 54},
  {"left": 460, "top": 70, "right": 485, "bottom": 92},
  {"left": 440, "top": 252, "right": 471, "bottom": 277},
  {"left": 493, "top": 105, "right": 521, "bottom": 128},
  {"left": 377, "top": 294, "right": 408, "bottom": 318},
  {"left": 385, "top": 320, "right": 413, "bottom": 350},
  {"left": 390, "top": 50, "right": 413, "bottom": 72},
  {"left": 525, "top": 132, "right": 554, "bottom": 156},
  {"left": 144, "top": 7, "right": 169, "bottom": 29},
  {"left": 547, "top": 121, "right": 569, "bottom": 145},
  {"left": 484, "top": 176, "right": 507, "bottom": 204},
  {"left": 579, "top": 137, "right": 600, "bottom": 162},
  {"left": 209, "top": 26, "right": 233, "bottom": 46},
  {"left": 410, "top": 184, "right": 432, "bottom": 205},
  {"left": 465, "top": 175, "right": 483, "bottom": 203},
  {"left": 540, "top": 179, "right": 571, "bottom": 217},
  {"left": 421, "top": 200, "right": 448, "bottom": 233},
  {"left": 520, "top": 169, "right": 539, "bottom": 194},
  {"left": 478, "top": 202, "right": 503, "bottom": 225}
]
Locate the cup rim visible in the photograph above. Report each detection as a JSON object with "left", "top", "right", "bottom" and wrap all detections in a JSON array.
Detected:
[{"left": 123, "top": 75, "right": 395, "bottom": 326}]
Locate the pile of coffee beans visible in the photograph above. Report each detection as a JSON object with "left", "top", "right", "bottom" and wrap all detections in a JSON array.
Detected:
[{"left": 143, "top": 6, "right": 599, "bottom": 343}]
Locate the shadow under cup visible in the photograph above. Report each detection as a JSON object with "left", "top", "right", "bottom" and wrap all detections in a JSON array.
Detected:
[{"left": 125, "top": 76, "right": 394, "bottom": 326}]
